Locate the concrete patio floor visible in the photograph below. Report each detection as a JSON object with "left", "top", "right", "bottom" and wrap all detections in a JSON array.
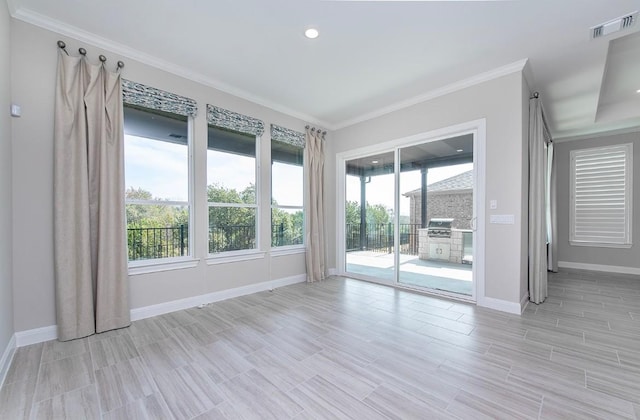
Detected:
[{"left": 346, "top": 251, "right": 473, "bottom": 296}]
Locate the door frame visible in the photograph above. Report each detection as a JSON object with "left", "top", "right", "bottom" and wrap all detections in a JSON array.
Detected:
[{"left": 336, "top": 119, "right": 486, "bottom": 303}]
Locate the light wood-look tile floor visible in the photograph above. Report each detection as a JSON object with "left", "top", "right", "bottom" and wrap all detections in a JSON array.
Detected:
[{"left": 2, "top": 270, "right": 640, "bottom": 419}]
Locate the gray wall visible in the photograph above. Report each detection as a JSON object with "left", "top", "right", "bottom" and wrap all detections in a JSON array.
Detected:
[
  {"left": 0, "top": 2, "right": 15, "bottom": 355},
  {"left": 556, "top": 131, "right": 640, "bottom": 269},
  {"left": 330, "top": 71, "right": 529, "bottom": 305},
  {"left": 11, "top": 20, "right": 307, "bottom": 332}
]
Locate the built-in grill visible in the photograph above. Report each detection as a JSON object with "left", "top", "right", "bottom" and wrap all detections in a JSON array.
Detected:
[{"left": 427, "top": 218, "right": 454, "bottom": 238}]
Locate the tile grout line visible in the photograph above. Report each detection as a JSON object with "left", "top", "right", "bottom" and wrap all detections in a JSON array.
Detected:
[{"left": 30, "top": 341, "right": 47, "bottom": 414}]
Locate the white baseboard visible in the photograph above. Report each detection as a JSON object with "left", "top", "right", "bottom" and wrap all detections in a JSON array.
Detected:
[
  {"left": 14, "top": 274, "right": 307, "bottom": 347},
  {"left": 130, "top": 274, "right": 307, "bottom": 321},
  {"left": 558, "top": 261, "right": 640, "bottom": 276},
  {"left": 15, "top": 325, "right": 57, "bottom": 347},
  {"left": 0, "top": 334, "right": 16, "bottom": 387},
  {"left": 477, "top": 296, "right": 523, "bottom": 315}
]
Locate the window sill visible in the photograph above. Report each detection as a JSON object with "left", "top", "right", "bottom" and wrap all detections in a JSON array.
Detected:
[
  {"left": 270, "top": 246, "right": 306, "bottom": 257},
  {"left": 206, "top": 250, "right": 266, "bottom": 265},
  {"left": 128, "top": 258, "right": 200, "bottom": 276},
  {"left": 569, "top": 241, "right": 632, "bottom": 249}
]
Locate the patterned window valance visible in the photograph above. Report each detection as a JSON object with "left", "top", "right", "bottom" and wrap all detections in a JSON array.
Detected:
[
  {"left": 271, "top": 124, "right": 305, "bottom": 148},
  {"left": 122, "top": 79, "right": 197, "bottom": 117},
  {"left": 207, "top": 104, "right": 264, "bottom": 136}
]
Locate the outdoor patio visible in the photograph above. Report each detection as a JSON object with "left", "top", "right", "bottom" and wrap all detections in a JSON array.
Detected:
[{"left": 346, "top": 250, "right": 473, "bottom": 296}]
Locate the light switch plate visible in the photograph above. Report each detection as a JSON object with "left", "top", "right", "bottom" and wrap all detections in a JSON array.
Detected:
[
  {"left": 490, "top": 200, "right": 497, "bottom": 209},
  {"left": 490, "top": 214, "right": 515, "bottom": 224}
]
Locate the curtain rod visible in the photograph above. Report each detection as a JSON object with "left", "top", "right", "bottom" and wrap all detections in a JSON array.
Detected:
[
  {"left": 305, "top": 125, "right": 327, "bottom": 135},
  {"left": 530, "top": 92, "right": 539, "bottom": 99},
  {"left": 57, "top": 40, "right": 125, "bottom": 70}
]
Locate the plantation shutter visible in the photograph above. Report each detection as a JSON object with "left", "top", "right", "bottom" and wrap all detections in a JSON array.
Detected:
[{"left": 570, "top": 144, "right": 633, "bottom": 246}]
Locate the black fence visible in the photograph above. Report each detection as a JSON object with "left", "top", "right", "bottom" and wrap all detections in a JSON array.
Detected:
[
  {"left": 127, "top": 225, "right": 187, "bottom": 261},
  {"left": 346, "top": 223, "right": 421, "bottom": 255},
  {"left": 129, "top": 223, "right": 305, "bottom": 259},
  {"left": 272, "top": 222, "right": 303, "bottom": 247},
  {"left": 209, "top": 225, "right": 255, "bottom": 253}
]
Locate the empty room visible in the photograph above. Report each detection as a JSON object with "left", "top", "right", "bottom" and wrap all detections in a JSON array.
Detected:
[{"left": 1, "top": 0, "right": 640, "bottom": 419}]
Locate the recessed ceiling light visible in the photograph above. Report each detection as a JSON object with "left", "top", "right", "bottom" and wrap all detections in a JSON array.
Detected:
[
  {"left": 304, "top": 28, "right": 319, "bottom": 39},
  {"left": 372, "top": 160, "right": 379, "bottom": 164},
  {"left": 636, "top": 89, "right": 640, "bottom": 93},
  {"left": 456, "top": 149, "right": 464, "bottom": 153}
]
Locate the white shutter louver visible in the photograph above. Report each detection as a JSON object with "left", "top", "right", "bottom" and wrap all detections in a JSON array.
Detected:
[{"left": 570, "top": 144, "right": 633, "bottom": 247}]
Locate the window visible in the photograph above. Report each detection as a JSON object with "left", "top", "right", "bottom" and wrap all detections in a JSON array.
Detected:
[
  {"left": 272, "top": 140, "right": 304, "bottom": 247},
  {"left": 570, "top": 143, "right": 633, "bottom": 248},
  {"left": 207, "top": 126, "right": 258, "bottom": 253},
  {"left": 124, "top": 105, "right": 191, "bottom": 261}
]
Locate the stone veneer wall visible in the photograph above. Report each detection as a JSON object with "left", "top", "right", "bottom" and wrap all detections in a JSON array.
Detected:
[{"left": 418, "top": 228, "right": 471, "bottom": 264}]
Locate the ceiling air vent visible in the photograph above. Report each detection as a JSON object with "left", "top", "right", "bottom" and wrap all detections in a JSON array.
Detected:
[{"left": 591, "top": 12, "right": 638, "bottom": 39}]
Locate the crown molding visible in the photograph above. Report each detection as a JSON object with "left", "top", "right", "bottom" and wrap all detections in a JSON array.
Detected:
[
  {"left": 553, "top": 125, "right": 640, "bottom": 143},
  {"left": 8, "top": 5, "right": 331, "bottom": 129},
  {"left": 9, "top": 2, "right": 530, "bottom": 133},
  {"left": 5, "top": 0, "right": 18, "bottom": 15},
  {"left": 332, "top": 59, "right": 529, "bottom": 131}
]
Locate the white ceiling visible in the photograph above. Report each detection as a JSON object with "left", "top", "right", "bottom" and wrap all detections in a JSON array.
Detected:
[{"left": 7, "top": 0, "right": 640, "bottom": 138}]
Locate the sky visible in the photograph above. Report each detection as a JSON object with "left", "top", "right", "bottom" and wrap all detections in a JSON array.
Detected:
[
  {"left": 125, "top": 135, "right": 303, "bottom": 205},
  {"left": 125, "top": 134, "right": 471, "bottom": 216}
]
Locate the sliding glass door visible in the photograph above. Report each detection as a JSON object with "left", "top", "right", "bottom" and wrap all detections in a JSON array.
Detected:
[
  {"left": 345, "top": 151, "right": 396, "bottom": 283},
  {"left": 343, "top": 134, "right": 476, "bottom": 299}
]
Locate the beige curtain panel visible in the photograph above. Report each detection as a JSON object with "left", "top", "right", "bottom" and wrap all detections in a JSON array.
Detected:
[
  {"left": 304, "top": 127, "right": 327, "bottom": 283},
  {"left": 528, "top": 97, "right": 548, "bottom": 304},
  {"left": 53, "top": 50, "right": 130, "bottom": 341}
]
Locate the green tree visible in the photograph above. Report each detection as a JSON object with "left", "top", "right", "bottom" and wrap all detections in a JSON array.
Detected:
[
  {"left": 207, "top": 183, "right": 257, "bottom": 252},
  {"left": 125, "top": 187, "right": 189, "bottom": 260},
  {"left": 345, "top": 201, "right": 392, "bottom": 225}
]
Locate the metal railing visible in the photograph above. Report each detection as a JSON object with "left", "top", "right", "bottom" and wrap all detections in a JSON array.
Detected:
[
  {"left": 209, "top": 225, "right": 255, "bottom": 253},
  {"left": 346, "top": 223, "right": 421, "bottom": 255},
  {"left": 129, "top": 223, "right": 305, "bottom": 259},
  {"left": 127, "top": 225, "right": 187, "bottom": 261},
  {"left": 272, "top": 222, "right": 303, "bottom": 247}
]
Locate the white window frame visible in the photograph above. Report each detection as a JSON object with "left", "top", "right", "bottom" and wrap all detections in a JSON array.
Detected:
[
  {"left": 125, "top": 114, "right": 196, "bottom": 273},
  {"left": 207, "top": 132, "right": 261, "bottom": 257},
  {"left": 570, "top": 143, "right": 633, "bottom": 248},
  {"left": 271, "top": 143, "right": 305, "bottom": 251}
]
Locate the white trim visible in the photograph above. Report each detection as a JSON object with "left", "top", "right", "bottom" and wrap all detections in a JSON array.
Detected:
[
  {"left": 6, "top": 5, "right": 530, "bottom": 132},
  {"left": 332, "top": 60, "right": 528, "bottom": 130},
  {"left": 270, "top": 246, "right": 305, "bottom": 257},
  {"left": 13, "top": 273, "right": 307, "bottom": 346},
  {"left": 130, "top": 274, "right": 306, "bottom": 321},
  {"left": 0, "top": 335, "right": 16, "bottom": 388},
  {"left": 569, "top": 143, "right": 633, "bottom": 248},
  {"left": 558, "top": 261, "right": 640, "bottom": 276},
  {"left": 553, "top": 126, "right": 640, "bottom": 143},
  {"left": 335, "top": 118, "right": 486, "bottom": 304},
  {"left": 126, "top": 199, "right": 188, "bottom": 206},
  {"left": 569, "top": 241, "right": 632, "bottom": 249},
  {"left": 476, "top": 296, "right": 523, "bottom": 315},
  {"left": 9, "top": 7, "right": 330, "bottom": 130},
  {"left": 15, "top": 325, "right": 57, "bottom": 347},
  {"left": 128, "top": 258, "right": 199, "bottom": 276},
  {"left": 208, "top": 202, "right": 258, "bottom": 209},
  {"left": 206, "top": 250, "right": 266, "bottom": 265}
]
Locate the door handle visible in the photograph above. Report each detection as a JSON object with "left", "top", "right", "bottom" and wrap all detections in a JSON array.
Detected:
[{"left": 471, "top": 217, "right": 477, "bottom": 231}]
